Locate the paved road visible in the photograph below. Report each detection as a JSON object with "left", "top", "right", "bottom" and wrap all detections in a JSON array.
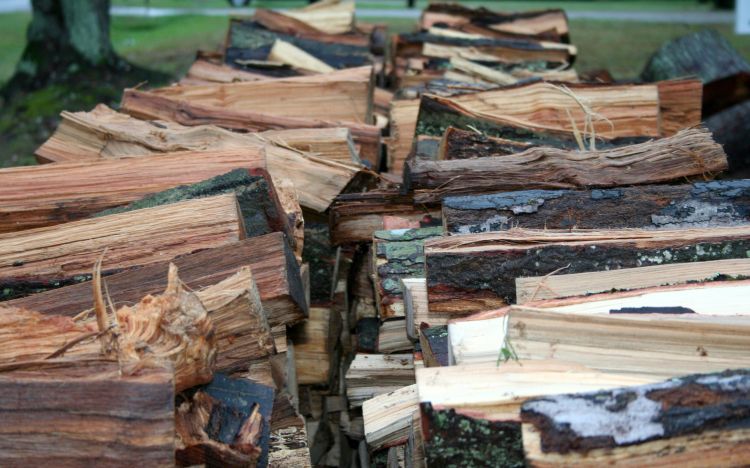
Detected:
[{"left": 0, "top": 0, "right": 736, "bottom": 23}]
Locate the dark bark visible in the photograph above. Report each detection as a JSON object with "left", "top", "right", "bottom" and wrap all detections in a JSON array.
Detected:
[
  {"left": 438, "top": 126, "right": 536, "bottom": 160},
  {"left": 8, "top": 232, "right": 307, "bottom": 327},
  {"left": 420, "top": 403, "right": 524, "bottom": 467},
  {"left": 705, "top": 100, "right": 750, "bottom": 175},
  {"left": 443, "top": 180, "right": 750, "bottom": 234},
  {"left": 521, "top": 368, "right": 750, "bottom": 454},
  {"left": 426, "top": 231, "right": 750, "bottom": 313},
  {"left": 302, "top": 212, "right": 337, "bottom": 305},
  {"left": 418, "top": 325, "right": 449, "bottom": 367}
]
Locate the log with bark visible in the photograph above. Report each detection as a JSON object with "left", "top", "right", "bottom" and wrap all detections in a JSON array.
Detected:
[
  {"left": 0, "top": 148, "right": 265, "bottom": 234},
  {"left": 372, "top": 226, "right": 444, "bottom": 319},
  {"left": 442, "top": 179, "right": 750, "bottom": 235},
  {"left": 39, "top": 105, "right": 377, "bottom": 212},
  {"left": 437, "top": 126, "right": 536, "bottom": 160},
  {"left": 0, "top": 194, "right": 244, "bottom": 300},
  {"left": 269, "top": 392, "right": 313, "bottom": 466},
  {"left": 402, "top": 277, "right": 451, "bottom": 341},
  {"left": 289, "top": 306, "right": 340, "bottom": 385},
  {"left": 253, "top": 9, "right": 367, "bottom": 47},
  {"left": 329, "top": 189, "right": 440, "bottom": 245},
  {"left": 448, "top": 306, "right": 750, "bottom": 374},
  {"left": 418, "top": 325, "right": 450, "bottom": 367},
  {"left": 705, "top": 99, "right": 750, "bottom": 174},
  {"left": 417, "top": 362, "right": 654, "bottom": 467},
  {"left": 425, "top": 225, "right": 750, "bottom": 314},
  {"left": 9, "top": 232, "right": 307, "bottom": 327},
  {"left": 404, "top": 127, "right": 727, "bottom": 203},
  {"left": 520, "top": 368, "right": 750, "bottom": 467},
  {"left": 641, "top": 29, "right": 750, "bottom": 117},
  {"left": 0, "top": 360, "right": 175, "bottom": 466},
  {"left": 120, "top": 89, "right": 382, "bottom": 170},
  {"left": 377, "top": 318, "right": 412, "bottom": 353}
]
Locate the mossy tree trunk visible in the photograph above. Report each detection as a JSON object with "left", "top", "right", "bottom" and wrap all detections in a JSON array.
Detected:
[{"left": 7, "top": 0, "right": 122, "bottom": 92}]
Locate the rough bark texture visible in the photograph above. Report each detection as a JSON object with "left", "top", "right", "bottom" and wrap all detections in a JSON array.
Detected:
[
  {"left": 420, "top": 403, "right": 524, "bottom": 467},
  {"left": 439, "top": 126, "right": 536, "bottom": 160},
  {"left": 641, "top": 29, "right": 750, "bottom": 116},
  {"left": 521, "top": 369, "right": 750, "bottom": 456},
  {"left": 0, "top": 360, "right": 175, "bottom": 467},
  {"left": 303, "top": 214, "right": 337, "bottom": 305},
  {"left": 443, "top": 180, "right": 750, "bottom": 234},
  {"left": 418, "top": 325, "right": 449, "bottom": 367},
  {"left": 705, "top": 100, "right": 750, "bottom": 175},
  {"left": 9, "top": 232, "right": 307, "bottom": 327},
  {"left": 425, "top": 227, "right": 750, "bottom": 313},
  {"left": 373, "top": 227, "right": 444, "bottom": 319},
  {"left": 405, "top": 127, "right": 727, "bottom": 203}
]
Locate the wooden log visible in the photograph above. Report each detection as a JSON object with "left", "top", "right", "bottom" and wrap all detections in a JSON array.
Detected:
[
  {"left": 418, "top": 325, "right": 449, "bottom": 367},
  {"left": 195, "top": 267, "right": 275, "bottom": 373},
  {"left": 176, "top": 374, "right": 275, "bottom": 467},
  {"left": 405, "top": 127, "right": 728, "bottom": 203},
  {"left": 521, "top": 369, "right": 750, "bottom": 467},
  {"left": 0, "top": 149, "right": 263, "bottom": 233},
  {"left": 417, "top": 362, "right": 653, "bottom": 468},
  {"left": 449, "top": 306, "right": 750, "bottom": 375},
  {"left": 402, "top": 278, "right": 451, "bottom": 341},
  {"left": 330, "top": 189, "right": 440, "bottom": 246},
  {"left": 0, "top": 194, "right": 243, "bottom": 300},
  {"left": 183, "top": 58, "right": 274, "bottom": 84},
  {"left": 515, "top": 258, "right": 750, "bottom": 304},
  {"left": 269, "top": 392, "right": 313, "bottom": 467},
  {"left": 39, "top": 105, "right": 375, "bottom": 213},
  {"left": 442, "top": 180, "right": 750, "bottom": 235},
  {"left": 268, "top": 39, "right": 336, "bottom": 74},
  {"left": 0, "top": 360, "right": 174, "bottom": 466},
  {"left": 253, "top": 9, "right": 366, "bottom": 47},
  {"left": 438, "top": 126, "right": 536, "bottom": 160},
  {"left": 345, "top": 353, "right": 415, "bottom": 407},
  {"left": 303, "top": 214, "right": 338, "bottom": 304},
  {"left": 373, "top": 227, "right": 444, "bottom": 319},
  {"left": 289, "top": 306, "right": 337, "bottom": 385},
  {"left": 363, "top": 384, "right": 418, "bottom": 451},
  {"left": 9, "top": 232, "right": 307, "bottom": 327},
  {"left": 426, "top": 225, "right": 750, "bottom": 314},
  {"left": 282, "top": 0, "right": 355, "bottom": 35},
  {"left": 120, "top": 89, "right": 382, "bottom": 170},
  {"left": 377, "top": 318, "right": 413, "bottom": 353},
  {"left": 387, "top": 98, "right": 420, "bottom": 174},
  {"left": 226, "top": 19, "right": 370, "bottom": 70},
  {"left": 641, "top": 29, "right": 750, "bottom": 116},
  {"left": 705, "top": 99, "right": 750, "bottom": 173},
  {"left": 95, "top": 168, "right": 296, "bottom": 253},
  {"left": 260, "top": 127, "right": 361, "bottom": 165}
]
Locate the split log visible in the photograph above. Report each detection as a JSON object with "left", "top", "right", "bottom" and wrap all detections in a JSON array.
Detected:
[
  {"left": 345, "top": 353, "right": 415, "bottom": 407},
  {"left": 418, "top": 325, "right": 449, "bottom": 367},
  {"left": 372, "top": 227, "right": 444, "bottom": 319},
  {"left": 0, "top": 149, "right": 264, "bottom": 233},
  {"left": 516, "top": 258, "right": 750, "bottom": 304},
  {"left": 521, "top": 369, "right": 750, "bottom": 467},
  {"left": 387, "top": 98, "right": 420, "bottom": 173},
  {"left": 260, "top": 127, "right": 361, "bottom": 165},
  {"left": 176, "top": 374, "right": 275, "bottom": 467},
  {"left": 120, "top": 89, "right": 382, "bottom": 170},
  {"left": 148, "top": 74, "right": 373, "bottom": 124},
  {"left": 377, "top": 318, "right": 412, "bottom": 353},
  {"left": 0, "top": 194, "right": 244, "bottom": 300},
  {"left": 330, "top": 189, "right": 440, "bottom": 245},
  {"left": 10, "top": 232, "right": 307, "bottom": 327},
  {"left": 420, "top": 4, "right": 569, "bottom": 41},
  {"left": 405, "top": 127, "right": 727, "bottom": 203},
  {"left": 641, "top": 29, "right": 750, "bottom": 116},
  {"left": 417, "top": 362, "right": 653, "bottom": 467},
  {"left": 448, "top": 306, "right": 750, "bottom": 375},
  {"left": 40, "top": 105, "right": 376, "bottom": 213},
  {"left": 289, "top": 307, "right": 339, "bottom": 385},
  {"left": 438, "top": 126, "right": 536, "bottom": 160},
  {"left": 226, "top": 19, "right": 370, "bottom": 70},
  {"left": 442, "top": 180, "right": 750, "bottom": 235},
  {"left": 282, "top": 0, "right": 355, "bottom": 35},
  {"left": 268, "top": 39, "right": 336, "bottom": 73},
  {"left": 254, "top": 9, "right": 366, "bottom": 47},
  {"left": 425, "top": 225, "right": 750, "bottom": 314},
  {"left": 0, "top": 360, "right": 174, "bottom": 466},
  {"left": 183, "top": 58, "right": 274, "bottom": 84},
  {"left": 303, "top": 215, "right": 338, "bottom": 303},
  {"left": 269, "top": 392, "right": 313, "bottom": 466},
  {"left": 363, "top": 384, "right": 418, "bottom": 451},
  {"left": 95, "top": 168, "right": 297, "bottom": 255}
]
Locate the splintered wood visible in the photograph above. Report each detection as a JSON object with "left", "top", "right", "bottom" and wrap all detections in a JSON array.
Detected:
[{"left": 3, "top": 1, "right": 748, "bottom": 465}]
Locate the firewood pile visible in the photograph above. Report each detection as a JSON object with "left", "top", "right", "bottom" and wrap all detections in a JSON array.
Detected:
[{"left": 3, "top": 0, "right": 750, "bottom": 466}]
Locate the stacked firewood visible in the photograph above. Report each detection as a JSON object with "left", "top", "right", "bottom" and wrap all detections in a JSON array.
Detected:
[{"left": 2, "top": 1, "right": 750, "bottom": 466}]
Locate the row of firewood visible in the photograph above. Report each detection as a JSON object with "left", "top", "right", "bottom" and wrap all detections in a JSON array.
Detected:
[{"left": 2, "top": 0, "right": 750, "bottom": 466}]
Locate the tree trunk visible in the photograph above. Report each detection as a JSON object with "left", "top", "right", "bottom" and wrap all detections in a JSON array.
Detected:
[{"left": 10, "top": 0, "right": 119, "bottom": 90}]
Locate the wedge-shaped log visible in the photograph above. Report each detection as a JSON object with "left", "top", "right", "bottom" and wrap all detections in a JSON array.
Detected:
[
  {"left": 443, "top": 180, "right": 750, "bottom": 235},
  {"left": 0, "top": 150, "right": 265, "bottom": 234},
  {"left": 120, "top": 89, "right": 381, "bottom": 166},
  {"left": 449, "top": 307, "right": 750, "bottom": 375},
  {"left": 9, "top": 232, "right": 307, "bottom": 327},
  {"left": 0, "top": 194, "right": 244, "bottom": 300},
  {"left": 521, "top": 369, "right": 750, "bottom": 467},
  {"left": 37, "top": 105, "right": 375, "bottom": 212},
  {"left": 426, "top": 225, "right": 750, "bottom": 314},
  {"left": 0, "top": 360, "right": 174, "bottom": 466},
  {"left": 406, "top": 127, "right": 728, "bottom": 204}
]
